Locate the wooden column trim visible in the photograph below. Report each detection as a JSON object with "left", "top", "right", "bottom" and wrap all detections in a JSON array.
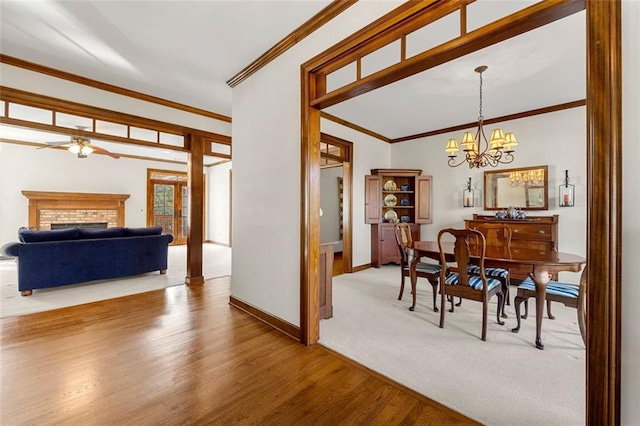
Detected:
[
  {"left": 586, "top": 1, "right": 622, "bottom": 423},
  {"left": 300, "top": 67, "right": 321, "bottom": 345},
  {"left": 186, "top": 134, "right": 205, "bottom": 285}
]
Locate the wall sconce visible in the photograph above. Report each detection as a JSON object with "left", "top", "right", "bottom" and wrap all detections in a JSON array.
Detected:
[
  {"left": 559, "top": 170, "right": 575, "bottom": 207},
  {"left": 463, "top": 177, "right": 474, "bottom": 208}
]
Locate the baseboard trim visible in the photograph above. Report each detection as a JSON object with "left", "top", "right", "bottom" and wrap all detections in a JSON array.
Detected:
[
  {"left": 352, "top": 263, "right": 371, "bottom": 272},
  {"left": 205, "top": 240, "right": 230, "bottom": 247},
  {"left": 185, "top": 276, "right": 205, "bottom": 285},
  {"left": 229, "top": 295, "right": 300, "bottom": 342}
]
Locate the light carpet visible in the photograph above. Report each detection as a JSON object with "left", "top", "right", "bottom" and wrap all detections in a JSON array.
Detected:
[
  {"left": 0, "top": 243, "right": 231, "bottom": 318},
  {"left": 319, "top": 266, "right": 585, "bottom": 426}
]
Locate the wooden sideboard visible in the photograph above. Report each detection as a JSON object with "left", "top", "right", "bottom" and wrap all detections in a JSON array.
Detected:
[{"left": 465, "top": 214, "right": 559, "bottom": 281}]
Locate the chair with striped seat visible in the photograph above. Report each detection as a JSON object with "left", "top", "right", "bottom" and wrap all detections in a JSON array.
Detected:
[
  {"left": 437, "top": 228, "right": 505, "bottom": 341},
  {"left": 394, "top": 223, "right": 442, "bottom": 312},
  {"left": 468, "top": 223, "right": 512, "bottom": 318},
  {"left": 512, "top": 267, "right": 587, "bottom": 344}
]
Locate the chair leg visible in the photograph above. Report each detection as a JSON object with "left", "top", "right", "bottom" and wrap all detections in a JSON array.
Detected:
[
  {"left": 448, "top": 295, "right": 455, "bottom": 313},
  {"left": 496, "top": 292, "right": 505, "bottom": 326},
  {"left": 455, "top": 297, "right": 462, "bottom": 307},
  {"left": 398, "top": 271, "right": 405, "bottom": 300},
  {"left": 500, "top": 279, "right": 509, "bottom": 319},
  {"left": 481, "top": 300, "right": 488, "bottom": 341},
  {"left": 512, "top": 296, "right": 526, "bottom": 333},
  {"left": 522, "top": 300, "right": 529, "bottom": 319},
  {"left": 546, "top": 300, "right": 555, "bottom": 320},
  {"left": 505, "top": 275, "right": 511, "bottom": 306},
  {"left": 578, "top": 303, "right": 587, "bottom": 346},
  {"left": 430, "top": 280, "right": 439, "bottom": 312},
  {"left": 439, "top": 286, "right": 447, "bottom": 329}
]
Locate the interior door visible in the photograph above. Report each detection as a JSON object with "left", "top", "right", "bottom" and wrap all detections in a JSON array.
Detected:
[{"left": 152, "top": 181, "right": 188, "bottom": 245}]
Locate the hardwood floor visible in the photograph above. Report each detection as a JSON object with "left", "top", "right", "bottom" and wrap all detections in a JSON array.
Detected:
[
  {"left": 0, "top": 277, "right": 476, "bottom": 425},
  {"left": 333, "top": 251, "right": 344, "bottom": 277}
]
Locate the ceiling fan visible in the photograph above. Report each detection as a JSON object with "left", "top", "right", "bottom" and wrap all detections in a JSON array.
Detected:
[{"left": 39, "top": 126, "right": 120, "bottom": 159}]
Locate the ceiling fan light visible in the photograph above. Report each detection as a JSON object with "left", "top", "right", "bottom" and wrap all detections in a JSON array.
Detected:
[
  {"left": 68, "top": 144, "right": 80, "bottom": 154},
  {"left": 81, "top": 146, "right": 94, "bottom": 155}
]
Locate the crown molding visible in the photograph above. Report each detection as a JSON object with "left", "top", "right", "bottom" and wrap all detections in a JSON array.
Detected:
[
  {"left": 320, "top": 112, "right": 390, "bottom": 142},
  {"left": 0, "top": 54, "right": 232, "bottom": 123},
  {"left": 226, "top": 0, "right": 357, "bottom": 88},
  {"left": 390, "top": 99, "right": 586, "bottom": 143}
]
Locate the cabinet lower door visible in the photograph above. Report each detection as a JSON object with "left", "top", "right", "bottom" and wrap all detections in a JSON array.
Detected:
[{"left": 371, "top": 223, "right": 419, "bottom": 267}]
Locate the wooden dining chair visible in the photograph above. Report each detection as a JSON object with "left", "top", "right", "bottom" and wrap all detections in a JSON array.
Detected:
[
  {"left": 437, "top": 228, "right": 505, "bottom": 341},
  {"left": 393, "top": 223, "right": 441, "bottom": 312},
  {"left": 512, "top": 266, "right": 587, "bottom": 345},
  {"left": 468, "top": 223, "right": 512, "bottom": 318}
]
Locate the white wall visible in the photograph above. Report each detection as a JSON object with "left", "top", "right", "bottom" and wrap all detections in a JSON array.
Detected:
[
  {"left": 0, "top": 143, "right": 186, "bottom": 243},
  {"left": 621, "top": 1, "right": 639, "bottom": 423},
  {"left": 231, "top": 1, "right": 401, "bottom": 325},
  {"left": 391, "top": 107, "right": 587, "bottom": 284},
  {"left": 206, "top": 161, "right": 232, "bottom": 245}
]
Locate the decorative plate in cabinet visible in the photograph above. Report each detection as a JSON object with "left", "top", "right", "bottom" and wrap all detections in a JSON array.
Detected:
[
  {"left": 383, "top": 180, "right": 397, "bottom": 191},
  {"left": 384, "top": 194, "right": 397, "bottom": 206}
]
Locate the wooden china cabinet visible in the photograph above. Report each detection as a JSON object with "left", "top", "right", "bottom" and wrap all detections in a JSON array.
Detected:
[{"left": 365, "top": 169, "right": 432, "bottom": 267}]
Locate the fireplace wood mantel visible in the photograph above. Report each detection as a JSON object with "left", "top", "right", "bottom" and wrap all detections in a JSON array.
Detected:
[{"left": 22, "top": 191, "right": 130, "bottom": 229}]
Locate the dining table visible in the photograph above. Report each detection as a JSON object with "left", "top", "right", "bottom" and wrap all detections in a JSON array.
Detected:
[{"left": 406, "top": 240, "right": 586, "bottom": 350}]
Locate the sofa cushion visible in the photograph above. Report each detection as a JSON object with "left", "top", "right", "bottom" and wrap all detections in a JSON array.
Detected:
[
  {"left": 18, "top": 227, "right": 80, "bottom": 243},
  {"left": 78, "top": 227, "right": 127, "bottom": 239},
  {"left": 125, "top": 226, "right": 163, "bottom": 237}
]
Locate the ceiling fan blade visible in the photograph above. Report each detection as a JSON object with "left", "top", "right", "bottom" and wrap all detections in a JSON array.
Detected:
[
  {"left": 37, "top": 141, "right": 70, "bottom": 149},
  {"left": 89, "top": 144, "right": 120, "bottom": 159}
]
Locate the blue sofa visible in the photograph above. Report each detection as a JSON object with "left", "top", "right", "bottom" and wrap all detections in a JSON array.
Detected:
[{"left": 1, "top": 226, "right": 174, "bottom": 296}]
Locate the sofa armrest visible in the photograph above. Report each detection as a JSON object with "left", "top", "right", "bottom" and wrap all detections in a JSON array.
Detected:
[{"left": 0, "top": 242, "right": 21, "bottom": 258}]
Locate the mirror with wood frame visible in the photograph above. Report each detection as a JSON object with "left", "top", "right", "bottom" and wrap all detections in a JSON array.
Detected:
[{"left": 484, "top": 165, "right": 548, "bottom": 210}]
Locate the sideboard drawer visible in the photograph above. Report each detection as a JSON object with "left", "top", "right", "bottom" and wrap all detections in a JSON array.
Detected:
[
  {"left": 510, "top": 224, "right": 553, "bottom": 241},
  {"left": 465, "top": 214, "right": 559, "bottom": 254}
]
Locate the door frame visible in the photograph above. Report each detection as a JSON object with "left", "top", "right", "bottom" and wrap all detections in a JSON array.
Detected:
[
  {"left": 320, "top": 132, "right": 353, "bottom": 273},
  {"left": 300, "top": 1, "right": 621, "bottom": 423}
]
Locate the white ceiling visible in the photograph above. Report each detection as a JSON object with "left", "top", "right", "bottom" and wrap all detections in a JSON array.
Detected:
[
  {"left": 0, "top": 0, "right": 332, "bottom": 116},
  {"left": 0, "top": 0, "right": 586, "bottom": 159}
]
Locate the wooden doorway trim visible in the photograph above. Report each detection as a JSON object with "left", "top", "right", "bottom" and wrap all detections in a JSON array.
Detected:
[
  {"left": 301, "top": 1, "right": 621, "bottom": 423},
  {"left": 321, "top": 132, "right": 353, "bottom": 273},
  {"left": 585, "top": 1, "right": 622, "bottom": 423}
]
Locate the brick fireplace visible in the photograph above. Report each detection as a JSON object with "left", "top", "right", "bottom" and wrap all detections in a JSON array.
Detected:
[{"left": 22, "top": 191, "right": 130, "bottom": 230}]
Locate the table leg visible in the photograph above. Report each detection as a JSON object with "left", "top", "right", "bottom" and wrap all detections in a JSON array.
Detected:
[
  {"left": 408, "top": 248, "right": 418, "bottom": 312},
  {"left": 531, "top": 267, "right": 551, "bottom": 350}
]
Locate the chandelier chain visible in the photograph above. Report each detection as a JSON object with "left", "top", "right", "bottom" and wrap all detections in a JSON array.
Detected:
[{"left": 478, "top": 71, "right": 483, "bottom": 120}]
